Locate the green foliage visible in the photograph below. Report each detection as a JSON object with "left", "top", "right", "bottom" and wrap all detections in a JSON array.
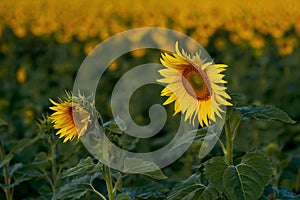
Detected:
[
  {"left": 60, "top": 157, "right": 103, "bottom": 178},
  {"left": 123, "top": 158, "right": 167, "bottom": 180},
  {"left": 52, "top": 157, "right": 105, "bottom": 200},
  {"left": 120, "top": 177, "right": 169, "bottom": 199},
  {"left": 0, "top": 119, "right": 7, "bottom": 126},
  {"left": 0, "top": 132, "right": 45, "bottom": 200},
  {"left": 0, "top": 175, "right": 30, "bottom": 189},
  {"left": 52, "top": 174, "right": 97, "bottom": 200},
  {"left": 226, "top": 93, "right": 246, "bottom": 120},
  {"left": 204, "top": 151, "right": 273, "bottom": 200},
  {"left": 104, "top": 117, "right": 127, "bottom": 135},
  {"left": 260, "top": 185, "right": 300, "bottom": 200},
  {"left": 0, "top": 10, "right": 299, "bottom": 199},
  {"left": 116, "top": 194, "right": 131, "bottom": 200},
  {"left": 167, "top": 174, "right": 219, "bottom": 200},
  {"left": 9, "top": 136, "right": 42, "bottom": 154},
  {"left": 236, "top": 105, "right": 297, "bottom": 124}
]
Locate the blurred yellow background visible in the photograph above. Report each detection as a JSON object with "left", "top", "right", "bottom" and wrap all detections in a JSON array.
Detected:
[{"left": 1, "top": 0, "right": 299, "bottom": 55}]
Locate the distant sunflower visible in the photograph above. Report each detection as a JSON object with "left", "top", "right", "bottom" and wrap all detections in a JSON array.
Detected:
[
  {"left": 158, "top": 42, "right": 232, "bottom": 127},
  {"left": 49, "top": 99, "right": 91, "bottom": 142}
]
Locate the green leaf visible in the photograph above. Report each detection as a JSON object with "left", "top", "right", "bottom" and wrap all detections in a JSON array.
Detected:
[
  {"left": 31, "top": 152, "right": 51, "bottom": 171},
  {"left": 16, "top": 161, "right": 48, "bottom": 178},
  {"left": 262, "top": 186, "right": 300, "bottom": 199},
  {"left": 104, "top": 116, "right": 127, "bottom": 134},
  {"left": 52, "top": 175, "right": 97, "bottom": 200},
  {"left": 240, "top": 152, "right": 273, "bottom": 183},
  {"left": 204, "top": 151, "right": 273, "bottom": 200},
  {"left": 167, "top": 174, "right": 219, "bottom": 200},
  {"left": 0, "top": 153, "right": 13, "bottom": 168},
  {"left": 116, "top": 193, "right": 131, "bottom": 200},
  {"left": 226, "top": 93, "right": 246, "bottom": 120},
  {"left": 8, "top": 163, "right": 23, "bottom": 178},
  {"left": 229, "top": 93, "right": 246, "bottom": 106},
  {"left": 10, "top": 138, "right": 31, "bottom": 153},
  {"left": 235, "top": 105, "right": 296, "bottom": 124},
  {"left": 123, "top": 158, "right": 167, "bottom": 180},
  {"left": 38, "top": 185, "right": 52, "bottom": 198},
  {"left": 121, "top": 177, "right": 168, "bottom": 199},
  {"left": 1, "top": 176, "right": 30, "bottom": 189},
  {"left": 0, "top": 119, "right": 7, "bottom": 126},
  {"left": 203, "top": 157, "right": 228, "bottom": 192},
  {"left": 10, "top": 136, "right": 40, "bottom": 154},
  {"left": 61, "top": 157, "right": 103, "bottom": 178}
]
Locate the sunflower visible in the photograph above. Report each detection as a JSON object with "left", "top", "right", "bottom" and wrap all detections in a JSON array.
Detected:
[
  {"left": 49, "top": 99, "right": 91, "bottom": 142},
  {"left": 157, "top": 42, "right": 232, "bottom": 127}
]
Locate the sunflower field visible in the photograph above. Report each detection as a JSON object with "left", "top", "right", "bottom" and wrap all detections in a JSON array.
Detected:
[{"left": 1, "top": 0, "right": 300, "bottom": 199}]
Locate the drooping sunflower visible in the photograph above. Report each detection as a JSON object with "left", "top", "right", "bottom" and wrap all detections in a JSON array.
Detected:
[
  {"left": 49, "top": 99, "right": 91, "bottom": 142},
  {"left": 157, "top": 42, "right": 232, "bottom": 127}
]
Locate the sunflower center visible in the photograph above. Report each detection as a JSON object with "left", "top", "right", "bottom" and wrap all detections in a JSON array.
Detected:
[{"left": 182, "top": 65, "right": 211, "bottom": 100}]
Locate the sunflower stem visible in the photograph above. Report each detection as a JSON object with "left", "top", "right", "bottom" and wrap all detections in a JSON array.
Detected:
[
  {"left": 51, "top": 144, "right": 57, "bottom": 184},
  {"left": 104, "top": 165, "right": 114, "bottom": 200},
  {"left": 50, "top": 134, "right": 57, "bottom": 192},
  {"left": 0, "top": 139, "right": 12, "bottom": 200},
  {"left": 225, "top": 120, "right": 233, "bottom": 165}
]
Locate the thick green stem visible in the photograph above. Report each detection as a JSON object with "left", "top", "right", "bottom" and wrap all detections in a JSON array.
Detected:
[
  {"left": 104, "top": 165, "right": 114, "bottom": 200},
  {"left": 48, "top": 133, "right": 57, "bottom": 193},
  {"left": 225, "top": 121, "right": 233, "bottom": 165},
  {"left": 0, "top": 140, "right": 12, "bottom": 200},
  {"left": 2, "top": 165, "right": 11, "bottom": 200}
]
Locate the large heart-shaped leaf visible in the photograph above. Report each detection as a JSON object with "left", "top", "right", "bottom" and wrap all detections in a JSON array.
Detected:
[{"left": 204, "top": 151, "right": 273, "bottom": 200}]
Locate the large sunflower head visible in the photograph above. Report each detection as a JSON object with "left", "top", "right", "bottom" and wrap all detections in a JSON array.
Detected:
[
  {"left": 158, "top": 42, "right": 232, "bottom": 127},
  {"left": 49, "top": 98, "right": 91, "bottom": 143}
]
